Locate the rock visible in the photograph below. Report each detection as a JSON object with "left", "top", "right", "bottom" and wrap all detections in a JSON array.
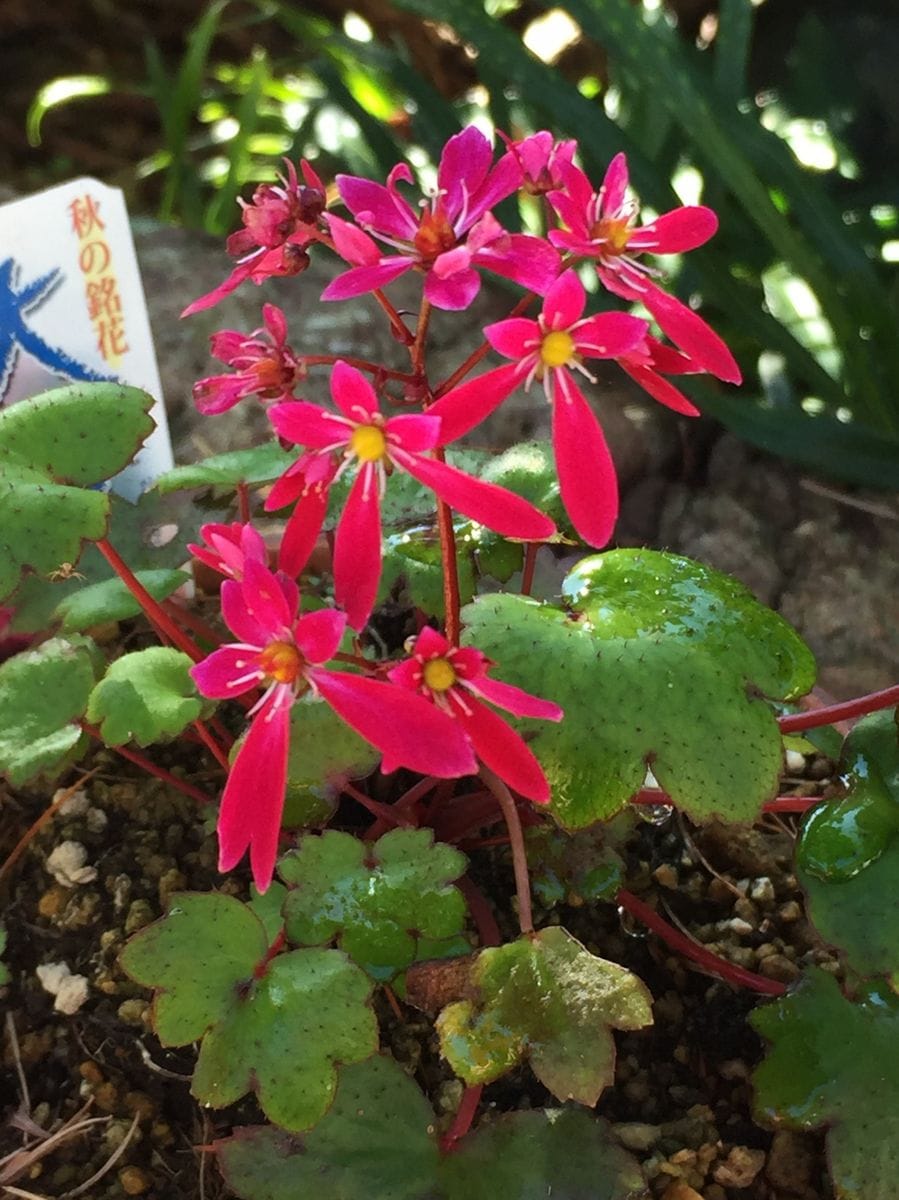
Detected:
[
  {"left": 661, "top": 1183, "right": 705, "bottom": 1200},
  {"left": 36, "top": 961, "right": 90, "bottom": 1014},
  {"left": 713, "top": 1145, "right": 765, "bottom": 1188},
  {"left": 119, "top": 1166, "right": 152, "bottom": 1195},
  {"left": 758, "top": 953, "right": 801, "bottom": 983},
  {"left": 56, "top": 787, "right": 89, "bottom": 816},
  {"left": 44, "top": 840, "right": 98, "bottom": 886},
  {"left": 778, "top": 900, "right": 802, "bottom": 922},
  {"left": 614, "top": 1122, "right": 662, "bottom": 1152},
  {"left": 784, "top": 749, "right": 806, "bottom": 774},
  {"left": 749, "top": 877, "right": 776, "bottom": 904},
  {"left": 124, "top": 899, "right": 157, "bottom": 934},
  {"left": 766, "top": 1130, "right": 816, "bottom": 1195}
]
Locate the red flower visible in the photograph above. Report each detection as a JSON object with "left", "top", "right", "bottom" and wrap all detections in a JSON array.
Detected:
[
  {"left": 267, "top": 361, "right": 556, "bottom": 629},
  {"left": 188, "top": 522, "right": 268, "bottom": 581},
  {"left": 190, "top": 560, "right": 476, "bottom": 890},
  {"left": 548, "top": 153, "right": 740, "bottom": 383},
  {"left": 427, "top": 270, "right": 647, "bottom": 547},
  {"left": 191, "top": 305, "right": 306, "bottom": 415},
  {"left": 388, "top": 627, "right": 562, "bottom": 803},
  {"left": 499, "top": 129, "right": 576, "bottom": 196},
  {"left": 183, "top": 161, "right": 326, "bottom": 316},
  {"left": 321, "top": 126, "right": 560, "bottom": 311}
]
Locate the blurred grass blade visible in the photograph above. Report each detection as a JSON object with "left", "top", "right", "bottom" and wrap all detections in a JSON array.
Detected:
[
  {"left": 204, "top": 50, "right": 269, "bottom": 233},
  {"left": 26, "top": 76, "right": 111, "bottom": 147},
  {"left": 715, "top": 0, "right": 753, "bottom": 103}
]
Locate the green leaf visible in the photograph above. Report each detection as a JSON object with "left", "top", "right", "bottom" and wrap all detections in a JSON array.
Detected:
[
  {"left": 53, "top": 569, "right": 189, "bottom": 633},
  {"left": 216, "top": 1056, "right": 440, "bottom": 1200},
  {"left": 155, "top": 441, "right": 295, "bottom": 493},
  {"left": 528, "top": 821, "right": 629, "bottom": 909},
  {"left": 441, "top": 1108, "right": 649, "bottom": 1200},
  {"left": 463, "top": 550, "right": 816, "bottom": 828},
  {"left": 797, "top": 710, "right": 899, "bottom": 981},
  {"left": 380, "top": 523, "right": 476, "bottom": 617},
  {"left": 120, "top": 892, "right": 378, "bottom": 1130},
  {"left": 86, "top": 648, "right": 203, "bottom": 746},
  {"left": 216, "top": 1055, "right": 647, "bottom": 1200},
  {"left": 0, "top": 384, "right": 156, "bottom": 602},
  {"left": 281, "top": 829, "right": 467, "bottom": 982},
  {"left": 0, "top": 637, "right": 96, "bottom": 785},
  {"left": 481, "top": 441, "right": 568, "bottom": 531},
  {"left": 286, "top": 695, "right": 380, "bottom": 809},
  {"left": 752, "top": 968, "right": 899, "bottom": 1200},
  {"left": 247, "top": 883, "right": 288, "bottom": 947},
  {"left": 436, "top": 926, "right": 653, "bottom": 1104}
]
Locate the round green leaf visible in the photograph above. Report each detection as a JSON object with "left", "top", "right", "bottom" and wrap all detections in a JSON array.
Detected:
[
  {"left": 86, "top": 647, "right": 203, "bottom": 745},
  {"left": 280, "top": 829, "right": 467, "bottom": 981},
  {"left": 436, "top": 926, "right": 653, "bottom": 1104},
  {"left": 528, "top": 823, "right": 629, "bottom": 908},
  {"left": 480, "top": 440, "right": 568, "bottom": 530},
  {"left": 441, "top": 1109, "right": 648, "bottom": 1200},
  {"left": 752, "top": 968, "right": 899, "bottom": 1200},
  {"left": 462, "top": 550, "right": 816, "bottom": 827},
  {"left": 797, "top": 710, "right": 899, "bottom": 980},
  {"left": 54, "top": 569, "right": 189, "bottom": 633},
  {"left": 155, "top": 441, "right": 295, "bottom": 493},
  {"left": 286, "top": 694, "right": 380, "bottom": 802},
  {"left": 0, "top": 637, "right": 96, "bottom": 784},
  {"left": 216, "top": 1056, "right": 440, "bottom": 1200}
]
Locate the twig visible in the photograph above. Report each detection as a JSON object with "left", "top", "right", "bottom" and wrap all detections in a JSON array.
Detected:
[
  {"left": 799, "top": 477, "right": 899, "bottom": 520},
  {"left": 59, "top": 1112, "right": 140, "bottom": 1199},
  {"left": 5, "top": 1013, "right": 31, "bottom": 1117}
]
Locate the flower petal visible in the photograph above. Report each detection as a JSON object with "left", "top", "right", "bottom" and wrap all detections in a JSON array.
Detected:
[
  {"left": 484, "top": 318, "right": 540, "bottom": 361},
  {"left": 618, "top": 361, "right": 701, "bottom": 416},
  {"left": 412, "top": 626, "right": 451, "bottom": 658},
  {"left": 277, "top": 488, "right": 330, "bottom": 577},
  {"left": 190, "top": 645, "right": 263, "bottom": 698},
  {"left": 181, "top": 258, "right": 258, "bottom": 317},
  {"left": 331, "top": 360, "right": 379, "bottom": 422},
  {"left": 424, "top": 266, "right": 482, "bottom": 311},
  {"left": 543, "top": 269, "right": 585, "bottom": 330},
  {"left": 221, "top": 578, "right": 272, "bottom": 646},
  {"left": 552, "top": 374, "right": 618, "bottom": 548},
  {"left": 321, "top": 258, "right": 413, "bottom": 302},
  {"left": 336, "top": 175, "right": 418, "bottom": 240},
  {"left": 268, "top": 400, "right": 350, "bottom": 449},
  {"left": 425, "top": 363, "right": 522, "bottom": 445},
  {"left": 599, "top": 152, "right": 629, "bottom": 217},
  {"left": 628, "top": 206, "right": 718, "bottom": 254},
  {"left": 474, "top": 233, "right": 560, "bottom": 295},
  {"left": 438, "top": 127, "right": 493, "bottom": 220},
  {"left": 393, "top": 449, "right": 555, "bottom": 541},
  {"left": 325, "top": 213, "right": 381, "bottom": 265},
  {"left": 242, "top": 559, "right": 296, "bottom": 636},
  {"left": 641, "top": 285, "right": 742, "bottom": 384},
  {"left": 295, "top": 608, "right": 346, "bottom": 664},
  {"left": 311, "top": 669, "right": 477, "bottom": 778},
  {"left": 385, "top": 412, "right": 442, "bottom": 453},
  {"left": 455, "top": 697, "right": 551, "bottom": 804},
  {"left": 333, "top": 467, "right": 382, "bottom": 631},
  {"left": 465, "top": 674, "right": 563, "bottom": 721},
  {"left": 573, "top": 311, "right": 648, "bottom": 359},
  {"left": 217, "top": 694, "right": 291, "bottom": 892}
]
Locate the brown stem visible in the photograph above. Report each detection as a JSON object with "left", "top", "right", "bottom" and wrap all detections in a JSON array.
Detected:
[
  {"left": 373, "top": 288, "right": 414, "bottom": 345},
  {"left": 778, "top": 684, "right": 899, "bottom": 732},
  {"left": 457, "top": 876, "right": 502, "bottom": 947},
  {"left": 96, "top": 538, "right": 204, "bottom": 662},
  {"left": 520, "top": 543, "right": 538, "bottom": 596},
  {"left": 236, "top": 481, "right": 251, "bottom": 524},
  {"left": 82, "top": 723, "right": 212, "bottom": 805},
  {"left": 435, "top": 487, "right": 462, "bottom": 646},
  {"left": 479, "top": 766, "right": 533, "bottom": 935},
  {"left": 366, "top": 775, "right": 439, "bottom": 841},
  {"left": 631, "top": 787, "right": 823, "bottom": 816},
  {"left": 616, "top": 889, "right": 786, "bottom": 996},
  {"left": 433, "top": 291, "right": 536, "bottom": 397},
  {"left": 302, "top": 354, "right": 416, "bottom": 382},
  {"left": 411, "top": 298, "right": 432, "bottom": 374},
  {"left": 343, "top": 781, "right": 414, "bottom": 830}
]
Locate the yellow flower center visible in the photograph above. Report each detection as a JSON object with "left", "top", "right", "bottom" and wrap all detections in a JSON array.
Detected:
[
  {"left": 258, "top": 640, "right": 302, "bottom": 685},
  {"left": 593, "top": 215, "right": 631, "bottom": 255},
  {"left": 413, "top": 207, "right": 457, "bottom": 263},
  {"left": 540, "top": 330, "right": 576, "bottom": 368},
  {"left": 423, "top": 657, "right": 457, "bottom": 692},
  {"left": 351, "top": 424, "right": 387, "bottom": 463}
]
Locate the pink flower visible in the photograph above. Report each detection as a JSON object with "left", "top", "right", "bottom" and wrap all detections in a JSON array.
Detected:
[
  {"left": 321, "top": 126, "right": 560, "bottom": 311},
  {"left": 427, "top": 270, "right": 647, "bottom": 547},
  {"left": 388, "top": 627, "right": 562, "bottom": 803},
  {"left": 548, "top": 153, "right": 741, "bottom": 383},
  {"left": 617, "top": 335, "right": 701, "bottom": 417},
  {"left": 499, "top": 130, "right": 576, "bottom": 196},
  {"left": 192, "top": 305, "right": 306, "bottom": 415},
  {"left": 188, "top": 522, "right": 268, "bottom": 581},
  {"left": 190, "top": 560, "right": 476, "bottom": 890},
  {"left": 182, "top": 161, "right": 326, "bottom": 316},
  {"left": 267, "top": 361, "right": 556, "bottom": 629}
]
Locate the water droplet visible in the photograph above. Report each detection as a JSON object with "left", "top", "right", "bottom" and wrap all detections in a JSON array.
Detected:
[{"left": 617, "top": 906, "right": 648, "bottom": 938}]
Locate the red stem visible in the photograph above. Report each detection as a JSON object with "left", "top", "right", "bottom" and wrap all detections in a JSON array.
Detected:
[
  {"left": 343, "top": 781, "right": 413, "bottom": 829},
  {"left": 373, "top": 287, "right": 413, "bottom": 345},
  {"left": 82, "top": 723, "right": 212, "bottom": 805},
  {"left": 253, "top": 928, "right": 287, "bottom": 979},
  {"left": 192, "top": 720, "right": 230, "bottom": 770},
  {"left": 440, "top": 1085, "right": 483, "bottom": 1154},
  {"left": 302, "top": 354, "right": 415, "bottom": 382},
  {"left": 479, "top": 767, "right": 533, "bottom": 935},
  {"left": 778, "top": 684, "right": 899, "bottom": 732},
  {"left": 434, "top": 292, "right": 536, "bottom": 397},
  {"left": 435, "top": 478, "right": 462, "bottom": 646},
  {"left": 520, "top": 543, "right": 538, "bottom": 597},
  {"left": 367, "top": 775, "right": 438, "bottom": 841},
  {"left": 236, "top": 481, "right": 251, "bottom": 524},
  {"left": 457, "top": 876, "right": 502, "bottom": 948},
  {"left": 96, "top": 538, "right": 205, "bottom": 662},
  {"left": 632, "top": 787, "right": 823, "bottom": 815},
  {"left": 616, "top": 889, "right": 786, "bottom": 996},
  {"left": 162, "top": 600, "right": 224, "bottom": 648}
]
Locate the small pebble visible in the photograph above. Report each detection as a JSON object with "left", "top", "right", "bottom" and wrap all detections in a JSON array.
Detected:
[
  {"left": 713, "top": 1145, "right": 766, "bottom": 1188},
  {"left": 778, "top": 900, "right": 802, "bottom": 923},
  {"left": 758, "top": 954, "right": 801, "bottom": 983},
  {"left": 653, "top": 863, "right": 679, "bottom": 888},
  {"left": 784, "top": 749, "right": 806, "bottom": 774},
  {"left": 57, "top": 788, "right": 89, "bottom": 816},
  {"left": 749, "top": 876, "right": 775, "bottom": 904},
  {"left": 723, "top": 917, "right": 754, "bottom": 936},
  {"left": 38, "top": 885, "right": 70, "bottom": 919},
  {"left": 124, "top": 899, "right": 156, "bottom": 934},
  {"left": 86, "top": 807, "right": 108, "bottom": 832},
  {"left": 614, "top": 1122, "right": 661, "bottom": 1152},
  {"left": 733, "top": 897, "right": 758, "bottom": 924},
  {"left": 119, "top": 1166, "right": 152, "bottom": 1195},
  {"left": 118, "top": 999, "right": 149, "bottom": 1027},
  {"left": 45, "top": 841, "right": 97, "bottom": 887},
  {"left": 36, "top": 961, "right": 90, "bottom": 1014}
]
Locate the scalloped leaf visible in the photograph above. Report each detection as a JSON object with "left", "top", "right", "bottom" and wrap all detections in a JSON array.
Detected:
[
  {"left": 86, "top": 647, "right": 203, "bottom": 745},
  {"left": 54, "top": 569, "right": 189, "bottom": 633},
  {"left": 752, "top": 968, "right": 899, "bottom": 1200},
  {"left": 286, "top": 694, "right": 379, "bottom": 805},
  {"left": 120, "top": 892, "right": 377, "bottom": 1130},
  {"left": 462, "top": 550, "right": 816, "bottom": 828},
  {"left": 216, "top": 1055, "right": 647, "bottom": 1200},
  {"left": 528, "top": 820, "right": 630, "bottom": 909},
  {"left": 0, "top": 637, "right": 96, "bottom": 784},
  {"left": 797, "top": 709, "right": 899, "bottom": 981},
  {"left": 280, "top": 829, "right": 467, "bottom": 981},
  {"left": 0, "top": 384, "right": 156, "bottom": 601},
  {"left": 481, "top": 440, "right": 568, "bottom": 531},
  {"left": 435, "top": 926, "right": 653, "bottom": 1104},
  {"left": 155, "top": 441, "right": 295, "bottom": 493}
]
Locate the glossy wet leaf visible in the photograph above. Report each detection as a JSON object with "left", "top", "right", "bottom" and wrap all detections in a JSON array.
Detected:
[
  {"left": 216, "top": 1056, "right": 439, "bottom": 1200},
  {"left": 155, "top": 441, "right": 295, "bottom": 492},
  {"left": 217, "top": 1055, "right": 647, "bottom": 1200},
  {"left": 86, "top": 647, "right": 203, "bottom": 746},
  {"left": 752, "top": 968, "right": 899, "bottom": 1200},
  {"left": 287, "top": 695, "right": 379, "bottom": 805},
  {"left": 380, "top": 523, "right": 476, "bottom": 616},
  {"left": 247, "top": 882, "right": 288, "bottom": 946},
  {"left": 0, "top": 384, "right": 155, "bottom": 601},
  {"left": 463, "top": 550, "right": 816, "bottom": 827},
  {"left": 0, "top": 637, "right": 96, "bottom": 784},
  {"left": 54, "top": 569, "right": 189, "bottom": 633},
  {"left": 281, "top": 829, "right": 467, "bottom": 981},
  {"left": 436, "top": 926, "right": 653, "bottom": 1104},
  {"left": 797, "top": 710, "right": 899, "bottom": 979},
  {"left": 528, "top": 822, "right": 629, "bottom": 909},
  {"left": 120, "top": 892, "right": 377, "bottom": 1130}
]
